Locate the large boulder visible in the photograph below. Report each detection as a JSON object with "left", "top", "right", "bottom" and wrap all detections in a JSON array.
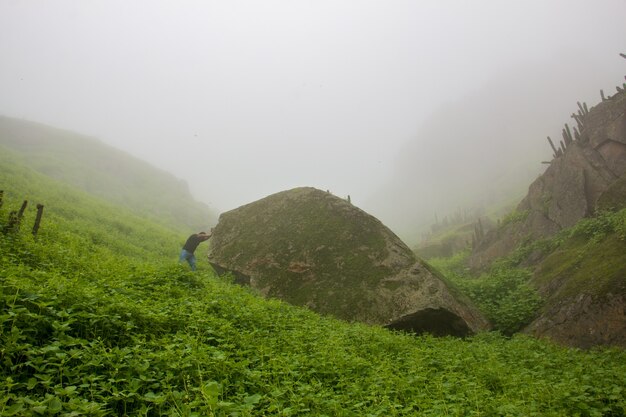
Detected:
[{"left": 208, "top": 187, "right": 489, "bottom": 336}]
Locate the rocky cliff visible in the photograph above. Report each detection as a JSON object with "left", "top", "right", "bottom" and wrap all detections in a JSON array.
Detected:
[
  {"left": 470, "top": 90, "right": 626, "bottom": 270},
  {"left": 208, "top": 187, "right": 489, "bottom": 336},
  {"left": 469, "top": 86, "right": 626, "bottom": 348}
]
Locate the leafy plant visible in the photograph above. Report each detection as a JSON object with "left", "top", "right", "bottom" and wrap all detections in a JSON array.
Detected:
[{"left": 430, "top": 253, "right": 542, "bottom": 335}]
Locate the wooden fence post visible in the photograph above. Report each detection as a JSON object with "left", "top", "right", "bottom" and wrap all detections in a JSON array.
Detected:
[
  {"left": 2, "top": 200, "right": 28, "bottom": 234},
  {"left": 3, "top": 211, "right": 18, "bottom": 234},
  {"left": 17, "top": 200, "right": 28, "bottom": 220},
  {"left": 32, "top": 204, "right": 44, "bottom": 237}
]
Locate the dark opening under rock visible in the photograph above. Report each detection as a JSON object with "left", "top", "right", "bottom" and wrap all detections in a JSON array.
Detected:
[{"left": 385, "top": 308, "right": 472, "bottom": 337}]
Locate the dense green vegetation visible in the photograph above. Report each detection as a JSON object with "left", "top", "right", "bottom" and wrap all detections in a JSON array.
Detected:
[
  {"left": 429, "top": 208, "right": 626, "bottom": 336},
  {"left": 2, "top": 157, "right": 626, "bottom": 416},
  {"left": 429, "top": 250, "right": 542, "bottom": 335}
]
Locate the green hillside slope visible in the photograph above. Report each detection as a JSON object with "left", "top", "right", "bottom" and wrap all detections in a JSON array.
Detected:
[
  {"left": 532, "top": 211, "right": 626, "bottom": 299},
  {"left": 1, "top": 155, "right": 625, "bottom": 416},
  {"left": 0, "top": 116, "right": 216, "bottom": 231},
  {"left": 0, "top": 148, "right": 184, "bottom": 262},
  {"left": 429, "top": 208, "right": 626, "bottom": 344}
]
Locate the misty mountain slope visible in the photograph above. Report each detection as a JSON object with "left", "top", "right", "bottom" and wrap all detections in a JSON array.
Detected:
[
  {"left": 0, "top": 145, "right": 185, "bottom": 261},
  {"left": 0, "top": 115, "right": 216, "bottom": 230},
  {"left": 368, "top": 57, "right": 622, "bottom": 244},
  {"left": 418, "top": 68, "right": 626, "bottom": 348},
  {"left": 471, "top": 89, "right": 626, "bottom": 270},
  {"left": 457, "top": 87, "right": 626, "bottom": 348}
]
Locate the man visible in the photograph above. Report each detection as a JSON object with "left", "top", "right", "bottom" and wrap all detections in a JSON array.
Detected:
[{"left": 179, "top": 230, "right": 212, "bottom": 271}]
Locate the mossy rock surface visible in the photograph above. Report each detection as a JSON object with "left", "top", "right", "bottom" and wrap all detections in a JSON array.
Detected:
[
  {"left": 524, "top": 211, "right": 626, "bottom": 348},
  {"left": 596, "top": 173, "right": 626, "bottom": 211},
  {"left": 208, "top": 187, "right": 488, "bottom": 335}
]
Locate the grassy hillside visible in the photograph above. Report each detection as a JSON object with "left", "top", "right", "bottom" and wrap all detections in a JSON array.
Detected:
[
  {"left": 531, "top": 209, "right": 626, "bottom": 299},
  {"left": 429, "top": 208, "right": 626, "bottom": 337},
  {"left": 0, "top": 116, "right": 216, "bottom": 231},
  {"left": 1, "top": 156, "right": 626, "bottom": 416},
  {"left": 0, "top": 148, "right": 184, "bottom": 262}
]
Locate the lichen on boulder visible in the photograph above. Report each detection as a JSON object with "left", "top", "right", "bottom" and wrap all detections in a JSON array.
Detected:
[{"left": 208, "top": 187, "right": 488, "bottom": 336}]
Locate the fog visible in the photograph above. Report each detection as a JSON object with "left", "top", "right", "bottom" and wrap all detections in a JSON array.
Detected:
[
  {"left": 1, "top": 1, "right": 625, "bottom": 240},
  {"left": 367, "top": 54, "right": 626, "bottom": 242}
]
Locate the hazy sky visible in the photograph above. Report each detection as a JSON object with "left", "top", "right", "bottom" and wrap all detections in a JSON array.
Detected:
[{"left": 1, "top": 1, "right": 625, "bottom": 233}]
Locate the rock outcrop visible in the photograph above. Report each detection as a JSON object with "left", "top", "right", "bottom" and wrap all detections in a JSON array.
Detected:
[
  {"left": 468, "top": 88, "right": 626, "bottom": 348},
  {"left": 523, "top": 226, "right": 626, "bottom": 349},
  {"left": 208, "top": 187, "right": 489, "bottom": 336},
  {"left": 470, "top": 90, "right": 626, "bottom": 270},
  {"left": 525, "top": 294, "right": 626, "bottom": 349}
]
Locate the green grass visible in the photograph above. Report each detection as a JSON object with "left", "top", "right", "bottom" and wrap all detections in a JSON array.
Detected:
[
  {"left": 1, "top": 156, "right": 626, "bottom": 416},
  {"left": 0, "top": 148, "right": 185, "bottom": 263}
]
